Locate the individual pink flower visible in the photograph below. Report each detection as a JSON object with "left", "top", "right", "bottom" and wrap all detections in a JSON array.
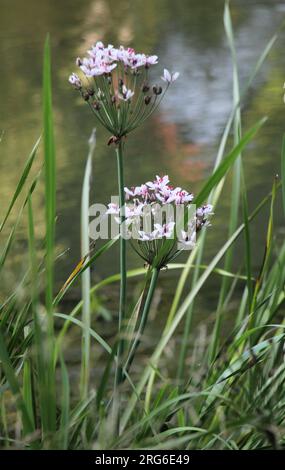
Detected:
[
  {"left": 119, "top": 85, "right": 135, "bottom": 102},
  {"left": 196, "top": 204, "right": 213, "bottom": 218},
  {"left": 145, "top": 55, "right": 158, "bottom": 67},
  {"left": 137, "top": 184, "right": 149, "bottom": 199},
  {"left": 130, "top": 53, "right": 146, "bottom": 69},
  {"left": 172, "top": 189, "right": 194, "bottom": 205},
  {"left": 79, "top": 58, "right": 94, "bottom": 77},
  {"left": 106, "top": 203, "right": 120, "bottom": 215},
  {"left": 101, "top": 62, "right": 117, "bottom": 74},
  {"left": 179, "top": 230, "right": 196, "bottom": 249},
  {"left": 155, "top": 186, "right": 177, "bottom": 204},
  {"left": 125, "top": 204, "right": 144, "bottom": 218},
  {"left": 124, "top": 186, "right": 141, "bottom": 199},
  {"left": 138, "top": 230, "right": 158, "bottom": 241},
  {"left": 153, "top": 222, "right": 176, "bottom": 239},
  {"left": 161, "top": 69, "right": 180, "bottom": 84},
  {"left": 146, "top": 175, "right": 170, "bottom": 191}
]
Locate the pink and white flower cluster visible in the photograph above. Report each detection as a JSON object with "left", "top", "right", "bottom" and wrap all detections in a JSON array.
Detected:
[
  {"left": 69, "top": 41, "right": 179, "bottom": 139},
  {"left": 106, "top": 175, "right": 213, "bottom": 250},
  {"left": 69, "top": 41, "right": 179, "bottom": 91},
  {"left": 124, "top": 175, "right": 194, "bottom": 206},
  {"left": 70, "top": 41, "right": 159, "bottom": 80}
]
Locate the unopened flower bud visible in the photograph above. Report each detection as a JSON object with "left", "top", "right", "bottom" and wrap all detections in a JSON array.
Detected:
[
  {"left": 108, "top": 135, "right": 121, "bottom": 146},
  {"left": 144, "top": 95, "right": 151, "bottom": 105},
  {"left": 83, "top": 92, "right": 90, "bottom": 101},
  {"left": 93, "top": 101, "right": 101, "bottom": 110},
  {"left": 153, "top": 85, "right": 162, "bottom": 95},
  {"left": 118, "top": 78, "right": 124, "bottom": 88},
  {"left": 111, "top": 95, "right": 116, "bottom": 104},
  {"left": 76, "top": 57, "right": 82, "bottom": 66},
  {"left": 142, "top": 82, "right": 150, "bottom": 93},
  {"left": 69, "top": 73, "right": 82, "bottom": 90},
  {"left": 87, "top": 88, "right": 94, "bottom": 96}
]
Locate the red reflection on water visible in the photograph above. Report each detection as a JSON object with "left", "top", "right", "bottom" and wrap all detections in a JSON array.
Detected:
[{"left": 153, "top": 115, "right": 209, "bottom": 182}]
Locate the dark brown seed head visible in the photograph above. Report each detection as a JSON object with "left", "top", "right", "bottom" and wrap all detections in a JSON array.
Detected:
[
  {"left": 153, "top": 85, "right": 162, "bottom": 95},
  {"left": 87, "top": 88, "right": 95, "bottom": 96},
  {"left": 144, "top": 95, "right": 151, "bottom": 105},
  {"left": 142, "top": 83, "right": 150, "bottom": 93}
]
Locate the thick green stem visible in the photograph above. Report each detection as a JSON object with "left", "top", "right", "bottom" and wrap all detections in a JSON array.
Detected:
[
  {"left": 113, "top": 140, "right": 127, "bottom": 434},
  {"left": 116, "top": 141, "right": 127, "bottom": 368}
]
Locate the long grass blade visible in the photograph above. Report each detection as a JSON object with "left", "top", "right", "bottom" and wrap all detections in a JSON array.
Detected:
[
  {"left": 0, "top": 329, "right": 34, "bottom": 436},
  {"left": 80, "top": 128, "right": 96, "bottom": 400},
  {"left": 42, "top": 34, "right": 56, "bottom": 435},
  {"left": 281, "top": 134, "right": 285, "bottom": 217},
  {"left": 0, "top": 137, "right": 40, "bottom": 234}
]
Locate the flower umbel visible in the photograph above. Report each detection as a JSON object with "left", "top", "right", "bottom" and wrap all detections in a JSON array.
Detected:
[
  {"left": 69, "top": 42, "right": 179, "bottom": 142},
  {"left": 106, "top": 175, "right": 213, "bottom": 268}
]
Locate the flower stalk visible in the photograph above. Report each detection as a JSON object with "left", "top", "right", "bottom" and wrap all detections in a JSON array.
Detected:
[{"left": 114, "top": 140, "right": 127, "bottom": 387}]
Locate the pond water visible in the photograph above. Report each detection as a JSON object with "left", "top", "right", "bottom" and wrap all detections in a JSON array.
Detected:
[{"left": 0, "top": 0, "right": 284, "bottom": 318}]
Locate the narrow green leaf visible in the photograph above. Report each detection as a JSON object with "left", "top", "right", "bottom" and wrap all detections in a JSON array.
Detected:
[
  {"left": 0, "top": 137, "right": 40, "bottom": 234},
  {"left": 59, "top": 353, "right": 70, "bottom": 450},
  {"left": 22, "top": 355, "right": 35, "bottom": 431},
  {"left": 80, "top": 128, "right": 96, "bottom": 401},
  {"left": 281, "top": 134, "right": 285, "bottom": 216},
  {"left": 195, "top": 117, "right": 266, "bottom": 207},
  {"left": 53, "top": 236, "right": 119, "bottom": 306},
  {"left": 54, "top": 313, "right": 112, "bottom": 355},
  {"left": 42, "top": 33, "right": 56, "bottom": 435},
  {"left": 0, "top": 329, "right": 34, "bottom": 435},
  {"left": 43, "top": 34, "right": 56, "bottom": 317}
]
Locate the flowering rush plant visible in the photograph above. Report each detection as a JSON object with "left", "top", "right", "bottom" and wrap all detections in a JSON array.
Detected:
[
  {"left": 69, "top": 40, "right": 212, "bottom": 433},
  {"left": 106, "top": 175, "right": 213, "bottom": 268},
  {"left": 69, "top": 42, "right": 180, "bottom": 406},
  {"left": 69, "top": 41, "right": 179, "bottom": 143}
]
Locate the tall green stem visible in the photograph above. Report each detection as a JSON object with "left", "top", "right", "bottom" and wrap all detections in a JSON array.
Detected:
[
  {"left": 113, "top": 140, "right": 127, "bottom": 434},
  {"left": 116, "top": 140, "right": 127, "bottom": 368}
]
